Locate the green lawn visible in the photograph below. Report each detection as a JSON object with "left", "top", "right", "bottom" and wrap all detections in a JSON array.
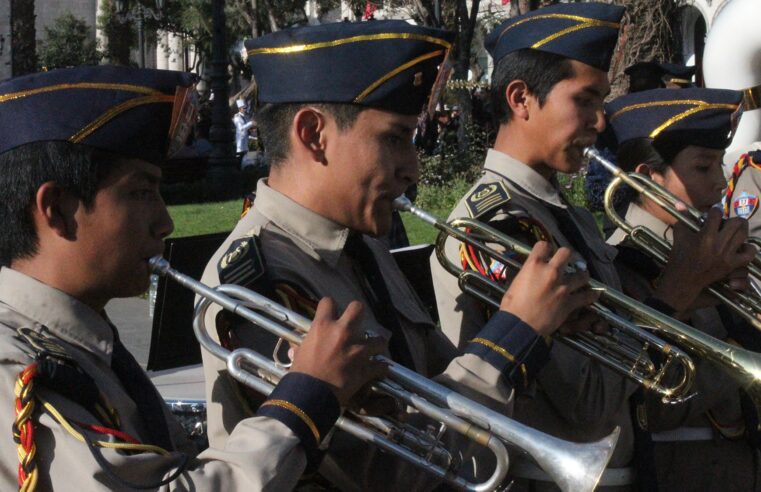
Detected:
[
  {"left": 167, "top": 178, "right": 475, "bottom": 244},
  {"left": 168, "top": 200, "right": 241, "bottom": 238}
]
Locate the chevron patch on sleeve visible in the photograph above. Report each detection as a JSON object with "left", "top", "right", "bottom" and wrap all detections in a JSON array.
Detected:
[
  {"left": 217, "top": 236, "right": 266, "bottom": 287},
  {"left": 465, "top": 181, "right": 511, "bottom": 218}
]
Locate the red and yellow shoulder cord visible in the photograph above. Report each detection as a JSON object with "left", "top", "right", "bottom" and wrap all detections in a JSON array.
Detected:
[{"left": 12, "top": 328, "right": 174, "bottom": 492}]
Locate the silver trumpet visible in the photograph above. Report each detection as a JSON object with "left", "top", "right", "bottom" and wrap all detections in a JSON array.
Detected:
[
  {"left": 149, "top": 256, "right": 620, "bottom": 492},
  {"left": 587, "top": 146, "right": 761, "bottom": 331}
]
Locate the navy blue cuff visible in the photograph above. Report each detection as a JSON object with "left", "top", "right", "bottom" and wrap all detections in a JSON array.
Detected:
[
  {"left": 465, "top": 311, "right": 551, "bottom": 390},
  {"left": 644, "top": 296, "right": 677, "bottom": 318},
  {"left": 257, "top": 372, "right": 340, "bottom": 470}
]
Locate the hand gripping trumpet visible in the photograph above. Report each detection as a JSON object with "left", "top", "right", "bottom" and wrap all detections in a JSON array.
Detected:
[
  {"left": 149, "top": 256, "right": 620, "bottom": 492},
  {"left": 587, "top": 146, "right": 761, "bottom": 331}
]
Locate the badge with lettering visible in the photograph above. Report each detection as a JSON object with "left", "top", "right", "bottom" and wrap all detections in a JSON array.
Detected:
[
  {"left": 465, "top": 181, "right": 511, "bottom": 218},
  {"left": 733, "top": 191, "right": 759, "bottom": 219}
]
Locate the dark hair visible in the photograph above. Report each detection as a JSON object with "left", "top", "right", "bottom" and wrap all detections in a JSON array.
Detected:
[
  {"left": 256, "top": 103, "right": 366, "bottom": 166},
  {"left": 614, "top": 138, "right": 669, "bottom": 209},
  {"left": 0, "top": 141, "right": 112, "bottom": 266},
  {"left": 616, "top": 138, "right": 667, "bottom": 173},
  {"left": 490, "top": 49, "right": 575, "bottom": 124}
]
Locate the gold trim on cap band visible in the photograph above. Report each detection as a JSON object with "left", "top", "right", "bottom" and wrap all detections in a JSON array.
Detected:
[
  {"left": 0, "top": 82, "right": 161, "bottom": 104},
  {"left": 649, "top": 103, "right": 739, "bottom": 139},
  {"left": 354, "top": 49, "right": 445, "bottom": 103},
  {"left": 497, "top": 13, "right": 620, "bottom": 46},
  {"left": 69, "top": 94, "right": 175, "bottom": 143},
  {"left": 609, "top": 99, "right": 737, "bottom": 120},
  {"left": 665, "top": 77, "right": 691, "bottom": 85},
  {"left": 742, "top": 84, "right": 761, "bottom": 111},
  {"left": 246, "top": 32, "right": 451, "bottom": 57}
]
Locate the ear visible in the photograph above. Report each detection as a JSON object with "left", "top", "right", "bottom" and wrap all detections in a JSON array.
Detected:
[
  {"left": 505, "top": 80, "right": 532, "bottom": 120},
  {"left": 635, "top": 162, "right": 667, "bottom": 185},
  {"left": 293, "top": 107, "right": 328, "bottom": 164},
  {"left": 34, "top": 182, "right": 80, "bottom": 240}
]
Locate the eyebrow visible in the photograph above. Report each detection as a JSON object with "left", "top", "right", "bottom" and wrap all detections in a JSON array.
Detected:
[
  {"left": 582, "top": 86, "right": 610, "bottom": 99},
  {"left": 389, "top": 122, "right": 416, "bottom": 134},
  {"left": 131, "top": 171, "right": 162, "bottom": 185}
]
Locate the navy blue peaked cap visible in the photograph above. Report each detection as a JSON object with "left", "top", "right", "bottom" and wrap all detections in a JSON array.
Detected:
[
  {"left": 624, "top": 61, "right": 695, "bottom": 91},
  {"left": 244, "top": 20, "right": 454, "bottom": 115},
  {"left": 486, "top": 2, "right": 624, "bottom": 71},
  {"left": 0, "top": 65, "right": 198, "bottom": 163},
  {"left": 606, "top": 87, "right": 743, "bottom": 153}
]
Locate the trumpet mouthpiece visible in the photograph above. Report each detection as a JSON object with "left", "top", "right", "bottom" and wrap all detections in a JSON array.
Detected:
[
  {"left": 393, "top": 195, "right": 412, "bottom": 211},
  {"left": 149, "top": 256, "right": 170, "bottom": 276}
]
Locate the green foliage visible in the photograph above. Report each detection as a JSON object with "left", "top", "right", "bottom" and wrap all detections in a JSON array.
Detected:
[
  {"left": 97, "top": 0, "right": 136, "bottom": 65},
  {"left": 38, "top": 13, "right": 101, "bottom": 70},
  {"left": 557, "top": 170, "right": 588, "bottom": 209},
  {"left": 419, "top": 121, "right": 491, "bottom": 187}
]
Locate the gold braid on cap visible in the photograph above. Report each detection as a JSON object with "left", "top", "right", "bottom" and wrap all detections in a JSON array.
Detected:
[{"left": 608, "top": 99, "right": 739, "bottom": 139}]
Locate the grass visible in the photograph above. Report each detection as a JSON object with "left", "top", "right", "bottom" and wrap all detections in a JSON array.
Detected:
[
  {"left": 168, "top": 200, "right": 242, "bottom": 238},
  {"left": 167, "top": 178, "right": 476, "bottom": 244}
]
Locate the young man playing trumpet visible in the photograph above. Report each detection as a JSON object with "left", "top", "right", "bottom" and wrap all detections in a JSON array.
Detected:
[
  {"left": 431, "top": 3, "right": 754, "bottom": 490},
  {"left": 605, "top": 87, "right": 760, "bottom": 491},
  {"left": 0, "top": 66, "right": 386, "bottom": 491},
  {"left": 200, "top": 19, "right": 602, "bottom": 490}
]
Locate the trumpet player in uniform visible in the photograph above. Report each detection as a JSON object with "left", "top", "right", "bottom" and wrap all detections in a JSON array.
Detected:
[
  {"left": 199, "top": 20, "right": 602, "bottom": 490},
  {"left": 430, "top": 3, "right": 755, "bottom": 490},
  {"left": 605, "top": 88, "right": 760, "bottom": 491},
  {"left": 0, "top": 66, "right": 385, "bottom": 491}
]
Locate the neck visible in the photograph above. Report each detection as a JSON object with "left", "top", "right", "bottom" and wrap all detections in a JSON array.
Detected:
[
  {"left": 268, "top": 160, "right": 339, "bottom": 223},
  {"left": 493, "top": 124, "right": 556, "bottom": 181},
  {"left": 638, "top": 198, "right": 675, "bottom": 227},
  {"left": 11, "top": 255, "right": 109, "bottom": 313}
]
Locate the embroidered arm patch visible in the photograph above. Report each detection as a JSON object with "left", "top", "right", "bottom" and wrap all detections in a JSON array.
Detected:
[
  {"left": 217, "top": 236, "right": 266, "bottom": 288},
  {"left": 465, "top": 181, "right": 512, "bottom": 218}
]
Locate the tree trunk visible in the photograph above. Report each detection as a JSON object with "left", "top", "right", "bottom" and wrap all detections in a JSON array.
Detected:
[
  {"left": 10, "top": 0, "right": 37, "bottom": 75},
  {"left": 452, "top": 0, "right": 479, "bottom": 149}
]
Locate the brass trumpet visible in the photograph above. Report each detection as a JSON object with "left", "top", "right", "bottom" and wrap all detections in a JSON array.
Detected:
[
  {"left": 149, "top": 256, "right": 620, "bottom": 492},
  {"left": 588, "top": 146, "right": 761, "bottom": 331},
  {"left": 394, "top": 196, "right": 695, "bottom": 404},
  {"left": 394, "top": 195, "right": 761, "bottom": 413}
]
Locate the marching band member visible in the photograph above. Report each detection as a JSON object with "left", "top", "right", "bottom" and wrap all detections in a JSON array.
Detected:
[
  {"left": 0, "top": 66, "right": 382, "bottom": 491},
  {"left": 605, "top": 88, "right": 760, "bottom": 491},
  {"left": 430, "top": 3, "right": 751, "bottom": 490},
  {"left": 199, "top": 20, "right": 598, "bottom": 490}
]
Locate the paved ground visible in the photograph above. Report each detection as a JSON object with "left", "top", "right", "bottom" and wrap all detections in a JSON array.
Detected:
[{"left": 105, "top": 296, "right": 153, "bottom": 368}]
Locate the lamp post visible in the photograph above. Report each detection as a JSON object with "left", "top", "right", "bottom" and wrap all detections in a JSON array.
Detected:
[
  {"left": 115, "top": 0, "right": 166, "bottom": 68},
  {"left": 206, "top": 0, "right": 239, "bottom": 199}
]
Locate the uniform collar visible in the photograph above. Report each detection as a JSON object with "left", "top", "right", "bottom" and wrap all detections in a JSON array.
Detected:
[
  {"left": 608, "top": 201, "right": 672, "bottom": 246},
  {"left": 0, "top": 267, "right": 115, "bottom": 363},
  {"left": 483, "top": 149, "right": 566, "bottom": 208},
  {"left": 253, "top": 179, "right": 351, "bottom": 268}
]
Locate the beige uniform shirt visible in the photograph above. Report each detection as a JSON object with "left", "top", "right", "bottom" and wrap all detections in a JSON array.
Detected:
[
  {"left": 609, "top": 202, "right": 758, "bottom": 491},
  {"left": 431, "top": 149, "right": 639, "bottom": 472},
  {"left": 726, "top": 145, "right": 761, "bottom": 237},
  {"left": 200, "top": 179, "right": 538, "bottom": 491},
  {"left": 0, "top": 268, "right": 308, "bottom": 491}
]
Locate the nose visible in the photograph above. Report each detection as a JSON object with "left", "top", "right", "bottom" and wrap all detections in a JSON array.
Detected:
[
  {"left": 593, "top": 107, "right": 606, "bottom": 133},
  {"left": 397, "top": 149, "right": 420, "bottom": 186},
  {"left": 153, "top": 201, "right": 175, "bottom": 239}
]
